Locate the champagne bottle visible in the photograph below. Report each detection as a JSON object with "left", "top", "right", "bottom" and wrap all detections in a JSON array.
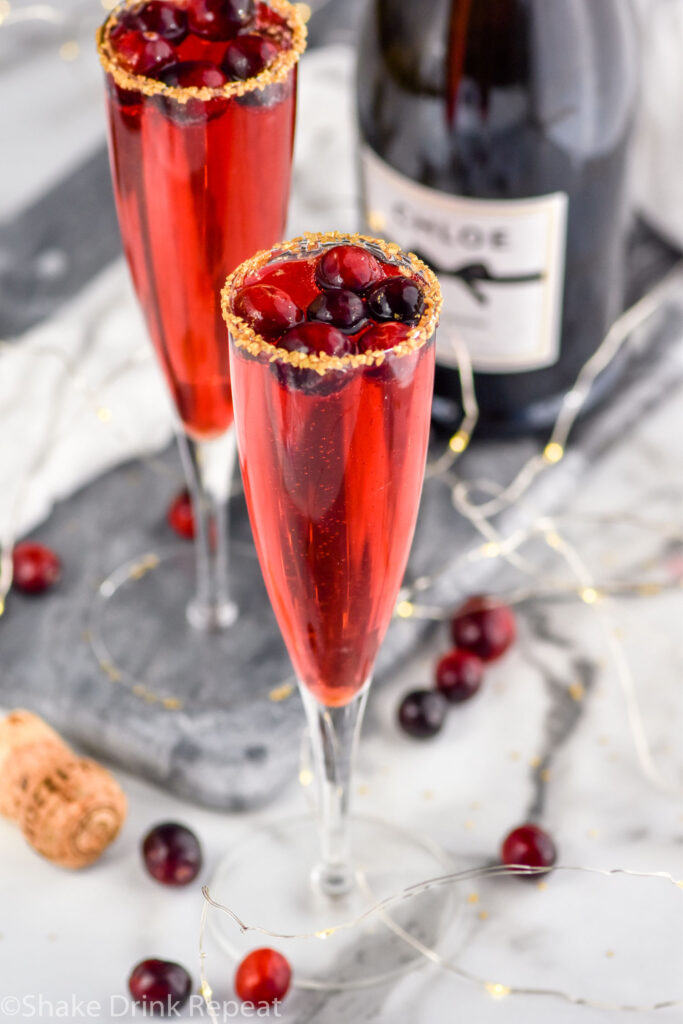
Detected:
[{"left": 357, "top": 0, "right": 638, "bottom": 434}]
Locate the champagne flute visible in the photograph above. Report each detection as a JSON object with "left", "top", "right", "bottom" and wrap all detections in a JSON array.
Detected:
[
  {"left": 92, "top": 0, "right": 306, "bottom": 698},
  {"left": 210, "top": 232, "right": 454, "bottom": 987}
]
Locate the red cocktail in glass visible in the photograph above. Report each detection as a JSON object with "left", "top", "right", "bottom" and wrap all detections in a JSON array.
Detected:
[
  {"left": 93, "top": 2, "right": 305, "bottom": 689},
  {"left": 209, "top": 233, "right": 452, "bottom": 987}
]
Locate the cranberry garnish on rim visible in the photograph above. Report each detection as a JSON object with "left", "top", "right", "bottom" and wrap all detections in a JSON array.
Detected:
[
  {"left": 308, "top": 289, "right": 366, "bottom": 332},
  {"left": 223, "top": 33, "right": 279, "bottom": 80},
  {"left": 451, "top": 596, "right": 517, "bottom": 662},
  {"left": 161, "top": 60, "right": 227, "bottom": 89},
  {"left": 235, "top": 949, "right": 291, "bottom": 1005},
  {"left": 186, "top": 0, "right": 255, "bottom": 40},
  {"left": 112, "top": 29, "right": 176, "bottom": 76},
  {"left": 234, "top": 284, "right": 303, "bottom": 337},
  {"left": 357, "top": 322, "right": 411, "bottom": 353},
  {"left": 501, "top": 823, "right": 557, "bottom": 875},
  {"left": 367, "top": 277, "right": 425, "bottom": 325},
  {"left": 12, "top": 542, "right": 61, "bottom": 595},
  {"left": 316, "top": 244, "right": 383, "bottom": 293},
  {"left": 435, "top": 648, "right": 485, "bottom": 703},
  {"left": 279, "top": 322, "right": 351, "bottom": 358},
  {"left": 128, "top": 959, "right": 192, "bottom": 1013},
  {"left": 167, "top": 490, "right": 195, "bottom": 539},
  {"left": 398, "top": 689, "right": 447, "bottom": 739},
  {"left": 142, "top": 822, "right": 203, "bottom": 886},
  {"left": 135, "top": 1, "right": 188, "bottom": 42}
]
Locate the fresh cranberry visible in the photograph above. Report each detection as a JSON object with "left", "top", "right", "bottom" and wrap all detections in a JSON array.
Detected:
[
  {"left": 136, "top": 1, "right": 188, "bottom": 41},
  {"left": 279, "top": 322, "right": 351, "bottom": 358},
  {"left": 234, "top": 284, "right": 303, "bottom": 337},
  {"left": 357, "top": 322, "right": 411, "bottom": 353},
  {"left": 12, "top": 542, "right": 61, "bottom": 594},
  {"left": 501, "top": 824, "right": 557, "bottom": 873},
  {"left": 161, "top": 59, "right": 227, "bottom": 88},
  {"left": 316, "top": 244, "right": 384, "bottom": 293},
  {"left": 398, "top": 690, "right": 447, "bottom": 739},
  {"left": 435, "top": 648, "right": 485, "bottom": 703},
  {"left": 308, "top": 289, "right": 366, "bottom": 332},
  {"left": 112, "top": 29, "right": 176, "bottom": 76},
  {"left": 128, "top": 959, "right": 192, "bottom": 1012},
  {"left": 186, "top": 0, "right": 254, "bottom": 40},
  {"left": 367, "top": 277, "right": 425, "bottom": 325},
  {"left": 451, "top": 596, "right": 517, "bottom": 662},
  {"left": 167, "top": 490, "right": 195, "bottom": 539},
  {"left": 142, "top": 822, "right": 203, "bottom": 886},
  {"left": 235, "top": 949, "right": 291, "bottom": 1005},
  {"left": 223, "top": 33, "right": 278, "bottom": 80}
]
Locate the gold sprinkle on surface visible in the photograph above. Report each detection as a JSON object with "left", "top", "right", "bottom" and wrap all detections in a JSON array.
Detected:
[
  {"left": 478, "top": 910, "right": 489, "bottom": 921},
  {"left": 97, "top": 0, "right": 307, "bottom": 102},
  {"left": 222, "top": 233, "right": 443, "bottom": 374},
  {"left": 568, "top": 681, "right": 585, "bottom": 702},
  {"left": 269, "top": 681, "right": 295, "bottom": 702},
  {"left": 467, "top": 892, "right": 480, "bottom": 904}
]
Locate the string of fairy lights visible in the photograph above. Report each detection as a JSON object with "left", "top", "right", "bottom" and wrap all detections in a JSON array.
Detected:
[
  {"left": 199, "top": 866, "right": 683, "bottom": 1012},
  {"left": 1, "top": 1, "right": 682, "bottom": 1010}
]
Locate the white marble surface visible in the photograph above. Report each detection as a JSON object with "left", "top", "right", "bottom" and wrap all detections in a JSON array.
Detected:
[{"left": 1, "top": 5, "right": 683, "bottom": 1022}]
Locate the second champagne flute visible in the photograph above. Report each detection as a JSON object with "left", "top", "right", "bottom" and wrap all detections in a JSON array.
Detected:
[{"left": 93, "top": 0, "right": 306, "bottom": 699}]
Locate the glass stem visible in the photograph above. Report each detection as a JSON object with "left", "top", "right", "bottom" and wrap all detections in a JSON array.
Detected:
[
  {"left": 299, "top": 681, "right": 370, "bottom": 899},
  {"left": 177, "top": 429, "right": 238, "bottom": 632}
]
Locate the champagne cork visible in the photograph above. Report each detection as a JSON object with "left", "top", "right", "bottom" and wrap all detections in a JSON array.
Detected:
[{"left": 0, "top": 710, "right": 127, "bottom": 869}]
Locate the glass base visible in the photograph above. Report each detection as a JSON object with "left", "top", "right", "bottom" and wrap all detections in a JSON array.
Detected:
[
  {"left": 207, "top": 814, "right": 458, "bottom": 990},
  {"left": 88, "top": 543, "right": 287, "bottom": 707}
]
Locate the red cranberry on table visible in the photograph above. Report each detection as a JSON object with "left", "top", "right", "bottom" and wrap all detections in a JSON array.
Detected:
[
  {"left": 234, "top": 284, "right": 303, "bottom": 337},
  {"left": 501, "top": 823, "right": 557, "bottom": 873},
  {"left": 398, "top": 689, "right": 447, "bottom": 739},
  {"left": 128, "top": 958, "right": 192, "bottom": 1012},
  {"left": 112, "top": 29, "right": 176, "bottom": 76},
  {"left": 167, "top": 490, "right": 195, "bottom": 540},
  {"left": 279, "top": 322, "right": 351, "bottom": 358},
  {"left": 186, "top": 0, "right": 255, "bottom": 40},
  {"left": 435, "top": 648, "right": 485, "bottom": 703},
  {"left": 223, "top": 33, "right": 279, "bottom": 80},
  {"left": 12, "top": 542, "right": 61, "bottom": 594},
  {"left": 235, "top": 948, "right": 292, "bottom": 1005},
  {"left": 367, "top": 277, "right": 425, "bottom": 325},
  {"left": 307, "top": 289, "right": 366, "bottom": 332},
  {"left": 142, "top": 822, "right": 203, "bottom": 886},
  {"left": 451, "top": 596, "right": 517, "bottom": 662},
  {"left": 316, "top": 244, "right": 384, "bottom": 293}
]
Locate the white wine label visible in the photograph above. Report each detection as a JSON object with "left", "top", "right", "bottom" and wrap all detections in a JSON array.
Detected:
[{"left": 361, "top": 146, "right": 568, "bottom": 373}]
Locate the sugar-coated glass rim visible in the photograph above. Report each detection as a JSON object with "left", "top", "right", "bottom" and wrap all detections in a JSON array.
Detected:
[
  {"left": 221, "top": 232, "right": 443, "bottom": 375},
  {"left": 96, "top": 0, "right": 307, "bottom": 104}
]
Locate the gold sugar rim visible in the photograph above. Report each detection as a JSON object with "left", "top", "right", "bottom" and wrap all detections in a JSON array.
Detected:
[
  {"left": 221, "top": 232, "right": 443, "bottom": 374},
  {"left": 96, "top": 0, "right": 307, "bottom": 104}
]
